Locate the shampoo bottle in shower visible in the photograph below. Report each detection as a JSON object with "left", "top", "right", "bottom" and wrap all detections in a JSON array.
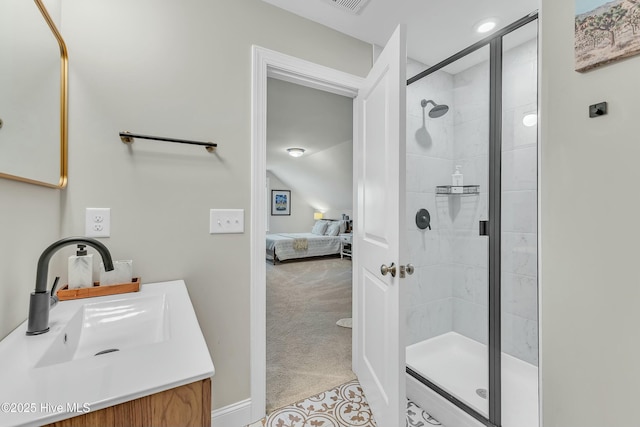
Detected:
[
  {"left": 452, "top": 165, "right": 463, "bottom": 193},
  {"left": 68, "top": 244, "right": 93, "bottom": 289}
]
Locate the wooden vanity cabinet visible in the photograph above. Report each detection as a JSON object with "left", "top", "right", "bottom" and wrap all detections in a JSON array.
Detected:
[{"left": 43, "top": 378, "right": 211, "bottom": 427}]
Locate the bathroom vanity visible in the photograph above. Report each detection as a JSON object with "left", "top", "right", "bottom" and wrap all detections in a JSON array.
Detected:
[
  {"left": 0, "top": 280, "right": 214, "bottom": 427},
  {"left": 42, "top": 378, "right": 211, "bottom": 427}
]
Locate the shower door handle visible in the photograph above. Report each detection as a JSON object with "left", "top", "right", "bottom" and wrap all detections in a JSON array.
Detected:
[{"left": 479, "top": 220, "right": 489, "bottom": 236}]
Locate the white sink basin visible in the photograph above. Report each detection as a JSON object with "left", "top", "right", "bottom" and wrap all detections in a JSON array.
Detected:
[
  {"left": 36, "top": 294, "right": 170, "bottom": 368},
  {"left": 0, "top": 280, "right": 214, "bottom": 427}
]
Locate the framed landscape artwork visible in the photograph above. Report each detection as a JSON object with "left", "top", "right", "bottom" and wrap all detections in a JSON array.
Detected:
[
  {"left": 575, "top": 0, "right": 640, "bottom": 72},
  {"left": 271, "top": 190, "right": 291, "bottom": 216}
]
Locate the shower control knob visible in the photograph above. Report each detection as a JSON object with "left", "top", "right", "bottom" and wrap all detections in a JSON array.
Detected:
[{"left": 380, "top": 263, "right": 396, "bottom": 278}]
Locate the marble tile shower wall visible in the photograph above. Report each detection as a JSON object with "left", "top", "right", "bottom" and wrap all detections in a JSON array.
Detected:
[
  {"left": 405, "top": 39, "right": 538, "bottom": 366},
  {"left": 406, "top": 58, "right": 455, "bottom": 346},
  {"left": 450, "top": 57, "right": 491, "bottom": 350},
  {"left": 448, "top": 39, "right": 538, "bottom": 365},
  {"left": 450, "top": 40, "right": 538, "bottom": 365},
  {"left": 500, "top": 38, "right": 538, "bottom": 365}
]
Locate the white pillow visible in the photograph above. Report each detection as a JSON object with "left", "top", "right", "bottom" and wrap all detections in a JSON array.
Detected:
[
  {"left": 311, "top": 220, "right": 329, "bottom": 235},
  {"left": 325, "top": 222, "right": 341, "bottom": 236}
]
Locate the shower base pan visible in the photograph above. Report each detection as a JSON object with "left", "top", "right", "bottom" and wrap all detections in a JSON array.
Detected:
[{"left": 406, "top": 332, "right": 538, "bottom": 427}]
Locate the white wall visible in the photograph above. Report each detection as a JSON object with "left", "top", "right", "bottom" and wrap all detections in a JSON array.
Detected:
[
  {"left": 540, "top": 1, "right": 640, "bottom": 425},
  {"left": 0, "top": 180, "right": 61, "bottom": 338},
  {"left": 0, "top": 0, "right": 371, "bottom": 413}
]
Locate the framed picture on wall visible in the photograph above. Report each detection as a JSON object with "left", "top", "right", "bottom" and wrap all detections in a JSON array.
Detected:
[
  {"left": 575, "top": 0, "right": 640, "bottom": 72},
  {"left": 271, "top": 190, "right": 291, "bottom": 216}
]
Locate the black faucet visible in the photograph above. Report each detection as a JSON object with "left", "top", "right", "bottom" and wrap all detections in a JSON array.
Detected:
[{"left": 26, "top": 237, "right": 114, "bottom": 336}]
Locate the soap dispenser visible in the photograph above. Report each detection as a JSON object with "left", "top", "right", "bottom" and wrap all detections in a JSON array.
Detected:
[
  {"left": 68, "top": 244, "right": 93, "bottom": 289},
  {"left": 452, "top": 165, "right": 463, "bottom": 193},
  {"left": 452, "top": 165, "right": 463, "bottom": 186}
]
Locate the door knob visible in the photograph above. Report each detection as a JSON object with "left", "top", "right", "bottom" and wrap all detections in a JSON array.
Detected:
[{"left": 380, "top": 263, "right": 396, "bottom": 277}]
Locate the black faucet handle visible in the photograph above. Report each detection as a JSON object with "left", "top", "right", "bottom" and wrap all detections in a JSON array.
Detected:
[{"left": 50, "top": 276, "right": 60, "bottom": 297}]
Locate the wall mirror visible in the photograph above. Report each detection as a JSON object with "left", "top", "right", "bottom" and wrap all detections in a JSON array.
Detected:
[{"left": 0, "top": 0, "right": 68, "bottom": 188}]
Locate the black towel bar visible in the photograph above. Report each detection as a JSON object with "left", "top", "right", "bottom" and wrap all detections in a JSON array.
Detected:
[{"left": 119, "top": 131, "right": 217, "bottom": 152}]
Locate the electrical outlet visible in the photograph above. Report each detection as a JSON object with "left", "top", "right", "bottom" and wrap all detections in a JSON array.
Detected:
[{"left": 86, "top": 208, "right": 111, "bottom": 237}]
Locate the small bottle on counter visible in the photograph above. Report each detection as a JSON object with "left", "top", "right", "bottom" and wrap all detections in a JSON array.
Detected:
[{"left": 68, "top": 244, "right": 93, "bottom": 289}]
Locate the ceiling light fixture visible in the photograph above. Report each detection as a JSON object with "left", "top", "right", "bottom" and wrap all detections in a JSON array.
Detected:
[
  {"left": 287, "top": 147, "right": 305, "bottom": 157},
  {"left": 475, "top": 19, "right": 497, "bottom": 34},
  {"left": 522, "top": 113, "right": 538, "bottom": 127}
]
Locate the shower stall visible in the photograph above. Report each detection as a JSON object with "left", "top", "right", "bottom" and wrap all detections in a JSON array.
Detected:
[{"left": 404, "top": 14, "right": 538, "bottom": 427}]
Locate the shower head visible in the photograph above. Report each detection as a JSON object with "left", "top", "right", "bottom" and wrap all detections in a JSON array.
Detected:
[
  {"left": 421, "top": 99, "right": 449, "bottom": 118},
  {"left": 429, "top": 104, "right": 449, "bottom": 118}
]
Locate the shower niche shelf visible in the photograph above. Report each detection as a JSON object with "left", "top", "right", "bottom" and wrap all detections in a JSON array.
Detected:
[{"left": 436, "top": 185, "right": 480, "bottom": 196}]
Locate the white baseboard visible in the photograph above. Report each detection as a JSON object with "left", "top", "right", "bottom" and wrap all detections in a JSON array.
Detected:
[{"left": 211, "top": 398, "right": 253, "bottom": 427}]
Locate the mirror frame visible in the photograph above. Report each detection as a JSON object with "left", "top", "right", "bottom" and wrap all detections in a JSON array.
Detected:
[{"left": 0, "top": 0, "right": 68, "bottom": 189}]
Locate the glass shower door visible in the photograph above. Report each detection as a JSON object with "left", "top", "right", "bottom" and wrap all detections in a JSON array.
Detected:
[
  {"left": 406, "top": 13, "right": 539, "bottom": 427},
  {"left": 405, "top": 44, "right": 491, "bottom": 419},
  {"left": 500, "top": 19, "right": 539, "bottom": 427}
]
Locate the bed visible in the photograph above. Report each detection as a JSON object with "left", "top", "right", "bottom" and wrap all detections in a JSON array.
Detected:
[{"left": 266, "top": 220, "right": 347, "bottom": 264}]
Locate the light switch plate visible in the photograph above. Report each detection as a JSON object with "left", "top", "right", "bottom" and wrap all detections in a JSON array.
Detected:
[
  {"left": 85, "top": 208, "right": 111, "bottom": 237},
  {"left": 210, "top": 209, "right": 244, "bottom": 234}
]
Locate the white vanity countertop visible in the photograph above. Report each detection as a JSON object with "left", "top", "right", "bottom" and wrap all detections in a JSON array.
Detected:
[{"left": 0, "top": 280, "right": 214, "bottom": 427}]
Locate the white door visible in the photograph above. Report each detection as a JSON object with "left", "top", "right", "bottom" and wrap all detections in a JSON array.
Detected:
[{"left": 353, "top": 25, "right": 407, "bottom": 427}]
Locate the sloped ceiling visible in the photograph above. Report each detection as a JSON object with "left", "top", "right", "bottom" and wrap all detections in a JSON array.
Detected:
[{"left": 267, "top": 78, "right": 353, "bottom": 215}]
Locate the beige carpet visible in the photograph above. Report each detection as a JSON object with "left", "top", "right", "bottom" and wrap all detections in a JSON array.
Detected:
[{"left": 266, "top": 257, "right": 356, "bottom": 413}]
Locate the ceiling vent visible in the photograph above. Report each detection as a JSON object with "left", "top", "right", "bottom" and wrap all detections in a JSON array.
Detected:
[{"left": 323, "top": 0, "right": 372, "bottom": 15}]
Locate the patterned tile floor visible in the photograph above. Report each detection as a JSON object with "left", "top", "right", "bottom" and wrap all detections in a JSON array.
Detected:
[{"left": 247, "top": 379, "right": 443, "bottom": 427}]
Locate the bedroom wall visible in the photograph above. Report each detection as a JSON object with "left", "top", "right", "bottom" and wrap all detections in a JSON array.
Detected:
[
  {"left": 266, "top": 78, "right": 353, "bottom": 225},
  {"left": 267, "top": 171, "right": 315, "bottom": 234},
  {"left": 2, "top": 0, "right": 372, "bottom": 415}
]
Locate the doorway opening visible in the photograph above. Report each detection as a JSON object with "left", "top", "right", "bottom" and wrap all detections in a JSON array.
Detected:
[
  {"left": 252, "top": 28, "right": 408, "bottom": 425},
  {"left": 265, "top": 77, "right": 355, "bottom": 412},
  {"left": 250, "top": 45, "right": 363, "bottom": 422}
]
